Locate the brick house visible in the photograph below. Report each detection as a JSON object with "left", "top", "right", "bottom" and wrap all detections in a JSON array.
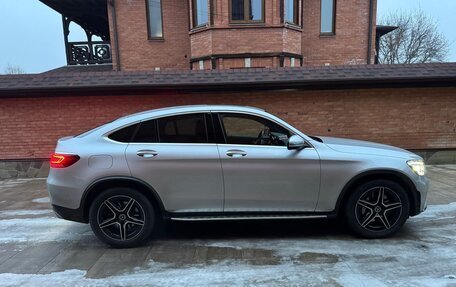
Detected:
[
  {"left": 43, "top": 0, "right": 379, "bottom": 70},
  {"left": 0, "top": 0, "right": 455, "bottom": 177}
]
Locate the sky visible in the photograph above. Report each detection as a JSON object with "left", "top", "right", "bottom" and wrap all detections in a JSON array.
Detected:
[
  {"left": 377, "top": 0, "right": 456, "bottom": 61},
  {"left": 0, "top": 0, "right": 455, "bottom": 74}
]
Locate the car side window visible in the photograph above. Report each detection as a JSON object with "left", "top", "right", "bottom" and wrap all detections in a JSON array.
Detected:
[
  {"left": 132, "top": 120, "right": 158, "bottom": 143},
  {"left": 157, "top": 113, "right": 208, "bottom": 143},
  {"left": 220, "top": 113, "right": 292, "bottom": 146},
  {"left": 108, "top": 123, "right": 139, "bottom": 143}
]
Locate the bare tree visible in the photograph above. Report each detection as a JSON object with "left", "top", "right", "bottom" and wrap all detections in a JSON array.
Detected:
[
  {"left": 378, "top": 10, "right": 450, "bottom": 64},
  {"left": 3, "top": 64, "right": 25, "bottom": 75}
]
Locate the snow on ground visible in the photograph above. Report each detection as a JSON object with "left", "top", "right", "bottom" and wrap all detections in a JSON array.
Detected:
[
  {"left": 200, "top": 203, "right": 456, "bottom": 257},
  {"left": 0, "top": 216, "right": 90, "bottom": 244},
  {"left": 0, "top": 203, "right": 455, "bottom": 286},
  {"left": 0, "top": 259, "right": 454, "bottom": 287},
  {"left": 32, "top": 197, "right": 50, "bottom": 204},
  {"left": 0, "top": 210, "right": 52, "bottom": 217},
  {"left": 0, "top": 203, "right": 451, "bottom": 245},
  {"left": 0, "top": 179, "right": 45, "bottom": 189}
]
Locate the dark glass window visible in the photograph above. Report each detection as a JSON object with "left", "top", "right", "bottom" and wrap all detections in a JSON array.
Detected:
[
  {"left": 132, "top": 120, "right": 158, "bottom": 143},
  {"left": 220, "top": 114, "right": 291, "bottom": 146},
  {"left": 231, "top": 0, "right": 244, "bottom": 20},
  {"left": 147, "top": 0, "right": 163, "bottom": 38},
  {"left": 321, "top": 0, "right": 336, "bottom": 34},
  {"left": 230, "top": 0, "right": 264, "bottom": 22},
  {"left": 108, "top": 123, "right": 139, "bottom": 143},
  {"left": 158, "top": 114, "right": 208, "bottom": 143},
  {"left": 285, "top": 0, "right": 299, "bottom": 25},
  {"left": 193, "top": 0, "right": 209, "bottom": 27}
]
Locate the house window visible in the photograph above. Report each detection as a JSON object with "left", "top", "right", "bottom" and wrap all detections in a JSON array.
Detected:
[
  {"left": 245, "top": 58, "right": 251, "bottom": 68},
  {"left": 192, "top": 0, "right": 209, "bottom": 27},
  {"left": 320, "top": 0, "right": 336, "bottom": 34},
  {"left": 230, "top": 0, "right": 264, "bottom": 22},
  {"left": 285, "top": 0, "right": 299, "bottom": 25},
  {"left": 147, "top": 0, "right": 163, "bottom": 39}
]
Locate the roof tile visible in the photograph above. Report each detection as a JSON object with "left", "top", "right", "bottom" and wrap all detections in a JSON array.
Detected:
[{"left": 0, "top": 63, "right": 455, "bottom": 96}]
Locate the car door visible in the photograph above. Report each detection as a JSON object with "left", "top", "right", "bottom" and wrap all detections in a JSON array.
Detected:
[
  {"left": 125, "top": 113, "right": 224, "bottom": 213},
  {"left": 215, "top": 112, "right": 320, "bottom": 212}
]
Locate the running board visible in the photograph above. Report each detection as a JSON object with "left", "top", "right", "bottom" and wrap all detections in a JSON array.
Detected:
[{"left": 170, "top": 214, "right": 328, "bottom": 221}]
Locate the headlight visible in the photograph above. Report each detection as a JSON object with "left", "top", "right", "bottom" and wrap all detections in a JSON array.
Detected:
[{"left": 407, "top": 160, "right": 426, "bottom": 176}]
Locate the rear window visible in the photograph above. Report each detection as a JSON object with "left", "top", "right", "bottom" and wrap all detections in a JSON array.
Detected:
[
  {"left": 132, "top": 120, "right": 158, "bottom": 143},
  {"left": 108, "top": 123, "right": 139, "bottom": 143}
]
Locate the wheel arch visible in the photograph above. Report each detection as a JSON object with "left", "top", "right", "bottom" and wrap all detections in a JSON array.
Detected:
[
  {"left": 81, "top": 176, "right": 166, "bottom": 222},
  {"left": 335, "top": 169, "right": 421, "bottom": 217}
]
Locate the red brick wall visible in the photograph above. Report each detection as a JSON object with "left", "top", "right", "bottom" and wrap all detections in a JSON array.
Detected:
[
  {"left": 191, "top": 59, "right": 212, "bottom": 70},
  {"left": 251, "top": 57, "right": 275, "bottom": 68},
  {"left": 190, "top": 27, "right": 302, "bottom": 59},
  {"left": 176, "top": 56, "right": 291, "bottom": 69},
  {"left": 189, "top": 0, "right": 303, "bottom": 66},
  {"left": 0, "top": 86, "right": 454, "bottom": 159},
  {"left": 302, "top": 0, "right": 377, "bottom": 65},
  {"left": 109, "top": 0, "right": 191, "bottom": 71},
  {"left": 107, "top": 0, "right": 375, "bottom": 70}
]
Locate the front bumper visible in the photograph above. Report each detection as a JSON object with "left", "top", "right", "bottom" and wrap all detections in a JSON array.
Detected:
[{"left": 413, "top": 174, "right": 429, "bottom": 215}]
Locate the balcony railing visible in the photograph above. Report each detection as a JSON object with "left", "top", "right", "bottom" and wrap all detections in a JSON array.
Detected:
[{"left": 67, "top": 41, "right": 112, "bottom": 65}]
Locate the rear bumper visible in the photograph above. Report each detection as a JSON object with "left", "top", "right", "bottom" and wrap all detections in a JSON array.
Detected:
[
  {"left": 47, "top": 174, "right": 86, "bottom": 210},
  {"left": 52, "top": 204, "right": 87, "bottom": 223}
]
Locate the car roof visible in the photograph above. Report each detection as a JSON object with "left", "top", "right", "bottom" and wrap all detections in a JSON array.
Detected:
[
  {"left": 81, "top": 104, "right": 310, "bottom": 142},
  {"left": 115, "top": 105, "right": 265, "bottom": 123}
]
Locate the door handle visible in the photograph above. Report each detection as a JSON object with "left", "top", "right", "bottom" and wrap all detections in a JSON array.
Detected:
[
  {"left": 226, "top": 149, "right": 247, "bottom": 158},
  {"left": 136, "top": 150, "right": 158, "bottom": 158}
]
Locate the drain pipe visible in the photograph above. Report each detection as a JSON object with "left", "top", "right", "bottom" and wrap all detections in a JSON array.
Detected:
[
  {"left": 367, "top": 0, "right": 374, "bottom": 64},
  {"left": 109, "top": 0, "right": 121, "bottom": 71}
]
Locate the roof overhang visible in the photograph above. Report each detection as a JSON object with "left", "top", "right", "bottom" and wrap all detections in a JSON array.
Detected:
[
  {"left": 1, "top": 64, "right": 455, "bottom": 98},
  {"left": 376, "top": 25, "right": 399, "bottom": 38},
  {"left": 39, "top": 0, "right": 110, "bottom": 39}
]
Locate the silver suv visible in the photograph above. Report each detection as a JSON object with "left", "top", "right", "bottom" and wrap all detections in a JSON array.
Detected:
[{"left": 47, "top": 105, "right": 428, "bottom": 247}]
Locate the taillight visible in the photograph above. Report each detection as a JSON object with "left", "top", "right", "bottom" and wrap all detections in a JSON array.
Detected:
[{"left": 50, "top": 153, "right": 80, "bottom": 168}]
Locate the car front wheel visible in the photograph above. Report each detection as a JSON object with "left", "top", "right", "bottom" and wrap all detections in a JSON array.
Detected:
[
  {"left": 345, "top": 179, "right": 410, "bottom": 238},
  {"left": 89, "top": 187, "right": 155, "bottom": 248}
]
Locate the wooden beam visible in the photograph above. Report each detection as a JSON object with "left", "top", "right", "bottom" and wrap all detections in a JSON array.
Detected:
[{"left": 39, "top": 0, "right": 109, "bottom": 38}]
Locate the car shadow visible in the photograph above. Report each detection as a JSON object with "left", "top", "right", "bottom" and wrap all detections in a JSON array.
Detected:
[{"left": 157, "top": 218, "right": 350, "bottom": 240}]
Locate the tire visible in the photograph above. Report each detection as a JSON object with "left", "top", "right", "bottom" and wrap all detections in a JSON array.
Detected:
[
  {"left": 345, "top": 179, "right": 410, "bottom": 238},
  {"left": 89, "top": 187, "right": 155, "bottom": 248}
]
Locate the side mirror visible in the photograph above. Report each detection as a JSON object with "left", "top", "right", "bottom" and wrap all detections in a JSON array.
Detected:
[{"left": 287, "top": 135, "right": 307, "bottom": 150}]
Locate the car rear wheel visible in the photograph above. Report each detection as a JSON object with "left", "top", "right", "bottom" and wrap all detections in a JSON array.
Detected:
[
  {"left": 89, "top": 187, "right": 155, "bottom": 248},
  {"left": 345, "top": 179, "right": 410, "bottom": 238}
]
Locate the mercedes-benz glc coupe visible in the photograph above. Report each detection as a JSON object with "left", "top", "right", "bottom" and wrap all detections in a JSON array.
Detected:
[{"left": 47, "top": 105, "right": 428, "bottom": 247}]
